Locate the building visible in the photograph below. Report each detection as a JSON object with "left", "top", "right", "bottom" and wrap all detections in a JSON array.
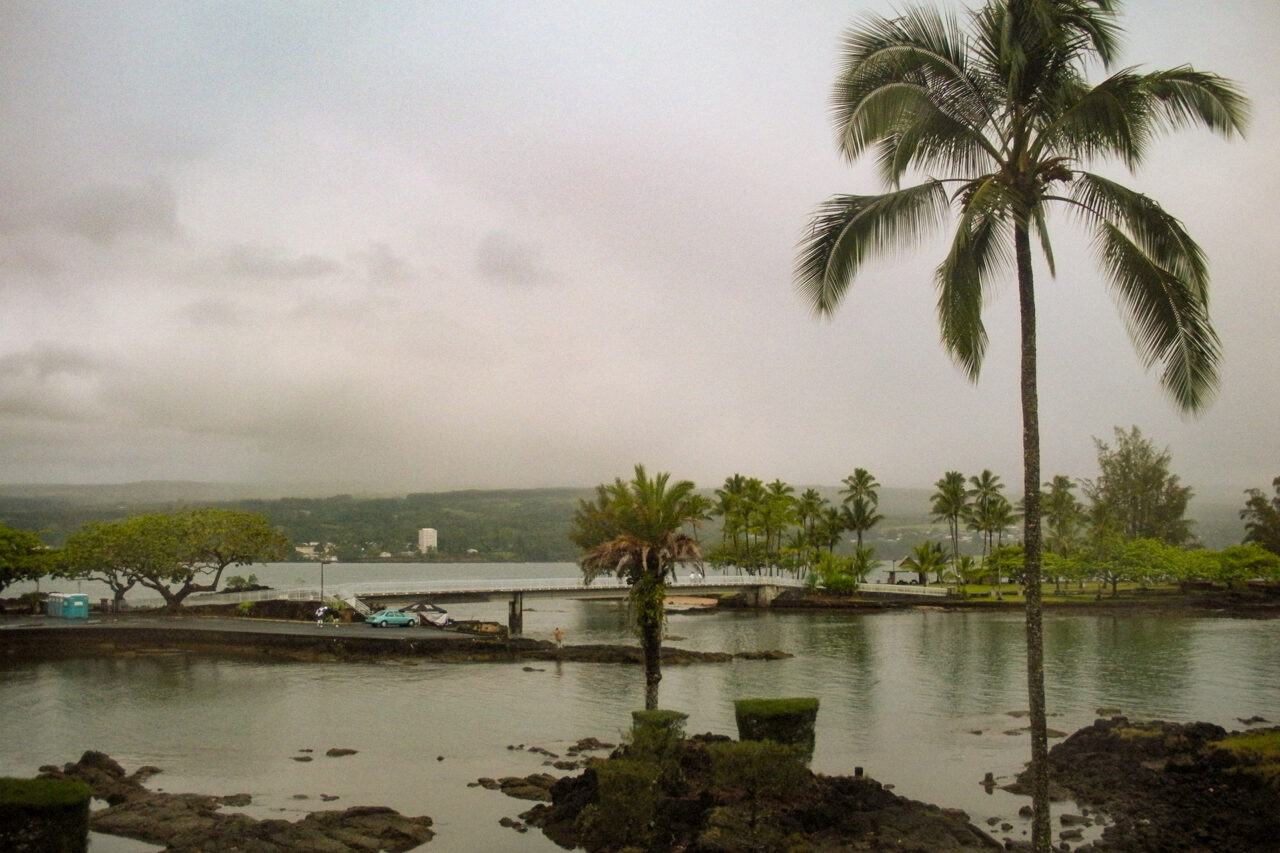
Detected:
[{"left": 417, "top": 527, "right": 438, "bottom": 553}]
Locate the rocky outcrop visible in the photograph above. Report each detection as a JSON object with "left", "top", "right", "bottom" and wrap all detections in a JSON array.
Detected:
[
  {"left": 501, "top": 736, "right": 1001, "bottom": 851},
  {"left": 1018, "top": 717, "right": 1280, "bottom": 851},
  {"left": 38, "top": 751, "right": 433, "bottom": 852}
]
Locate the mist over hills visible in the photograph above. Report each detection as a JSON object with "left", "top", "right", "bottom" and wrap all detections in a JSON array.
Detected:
[{"left": 0, "top": 479, "right": 1246, "bottom": 556}]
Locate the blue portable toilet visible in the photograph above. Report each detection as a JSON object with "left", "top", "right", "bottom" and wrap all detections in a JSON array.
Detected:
[
  {"left": 45, "top": 593, "right": 65, "bottom": 617},
  {"left": 63, "top": 594, "right": 90, "bottom": 620}
]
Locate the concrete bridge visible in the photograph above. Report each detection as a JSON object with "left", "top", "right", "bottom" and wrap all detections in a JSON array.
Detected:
[{"left": 182, "top": 574, "right": 949, "bottom": 634}]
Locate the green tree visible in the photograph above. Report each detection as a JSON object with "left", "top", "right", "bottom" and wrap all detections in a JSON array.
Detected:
[
  {"left": 570, "top": 464, "right": 705, "bottom": 710},
  {"left": 0, "top": 524, "right": 51, "bottom": 597},
  {"left": 1241, "top": 476, "right": 1280, "bottom": 556},
  {"left": 899, "top": 540, "right": 947, "bottom": 585},
  {"left": 1216, "top": 544, "right": 1280, "bottom": 586},
  {"left": 793, "top": 2, "right": 1246, "bottom": 844},
  {"left": 931, "top": 471, "right": 969, "bottom": 571},
  {"left": 61, "top": 509, "right": 289, "bottom": 610},
  {"left": 1084, "top": 426, "right": 1194, "bottom": 545},
  {"left": 59, "top": 521, "right": 142, "bottom": 608}
]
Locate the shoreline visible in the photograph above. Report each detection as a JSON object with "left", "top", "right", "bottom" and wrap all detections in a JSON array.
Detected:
[{"left": 0, "top": 618, "right": 791, "bottom": 665}]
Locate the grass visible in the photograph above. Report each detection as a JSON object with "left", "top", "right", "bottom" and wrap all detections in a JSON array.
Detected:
[
  {"left": 1211, "top": 730, "right": 1280, "bottom": 788},
  {"left": 0, "top": 777, "right": 92, "bottom": 807}
]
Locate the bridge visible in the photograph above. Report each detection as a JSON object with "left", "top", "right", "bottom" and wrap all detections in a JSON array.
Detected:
[{"left": 180, "top": 575, "right": 949, "bottom": 634}]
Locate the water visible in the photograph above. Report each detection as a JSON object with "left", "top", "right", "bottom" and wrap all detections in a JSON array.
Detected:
[{"left": 3, "top": 564, "right": 1278, "bottom": 851}]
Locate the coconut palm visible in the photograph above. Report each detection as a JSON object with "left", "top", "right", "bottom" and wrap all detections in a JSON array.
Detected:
[
  {"left": 840, "top": 468, "right": 884, "bottom": 549},
  {"left": 966, "top": 470, "right": 1007, "bottom": 557},
  {"left": 570, "top": 464, "right": 705, "bottom": 710},
  {"left": 931, "top": 470, "right": 969, "bottom": 569},
  {"left": 795, "top": 2, "right": 1247, "bottom": 845},
  {"left": 1042, "top": 474, "right": 1086, "bottom": 557}
]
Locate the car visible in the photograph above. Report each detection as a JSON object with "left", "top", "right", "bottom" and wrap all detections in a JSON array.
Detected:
[{"left": 366, "top": 609, "right": 417, "bottom": 628}]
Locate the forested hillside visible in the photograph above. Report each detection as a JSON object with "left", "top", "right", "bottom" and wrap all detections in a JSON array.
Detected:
[{"left": 0, "top": 481, "right": 1245, "bottom": 562}]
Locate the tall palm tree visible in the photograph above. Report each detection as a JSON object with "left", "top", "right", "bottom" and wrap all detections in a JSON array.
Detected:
[
  {"left": 570, "top": 464, "right": 705, "bottom": 710},
  {"left": 1042, "top": 475, "right": 1085, "bottom": 557},
  {"left": 794, "top": 2, "right": 1247, "bottom": 845},
  {"left": 966, "top": 470, "right": 1006, "bottom": 557},
  {"left": 840, "top": 468, "right": 884, "bottom": 549},
  {"left": 930, "top": 470, "right": 969, "bottom": 569}
]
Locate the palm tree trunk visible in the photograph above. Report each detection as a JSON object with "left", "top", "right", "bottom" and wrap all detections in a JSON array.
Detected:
[
  {"left": 634, "top": 573, "right": 665, "bottom": 710},
  {"left": 1016, "top": 221, "right": 1051, "bottom": 851}
]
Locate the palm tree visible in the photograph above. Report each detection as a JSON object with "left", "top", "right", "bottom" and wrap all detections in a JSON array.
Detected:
[
  {"left": 840, "top": 468, "right": 884, "bottom": 549},
  {"left": 714, "top": 474, "right": 749, "bottom": 552},
  {"left": 967, "top": 470, "right": 1006, "bottom": 558},
  {"left": 899, "top": 541, "right": 947, "bottom": 585},
  {"left": 794, "top": 3, "right": 1247, "bottom": 845},
  {"left": 840, "top": 468, "right": 880, "bottom": 506},
  {"left": 816, "top": 506, "right": 847, "bottom": 553},
  {"left": 570, "top": 464, "right": 705, "bottom": 710},
  {"left": 930, "top": 470, "right": 969, "bottom": 570}
]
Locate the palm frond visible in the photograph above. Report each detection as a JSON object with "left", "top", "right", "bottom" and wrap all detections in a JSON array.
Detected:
[
  {"left": 832, "top": 7, "right": 993, "bottom": 168},
  {"left": 796, "top": 182, "right": 949, "bottom": 317},
  {"left": 1069, "top": 174, "right": 1207, "bottom": 297},
  {"left": 935, "top": 177, "right": 1015, "bottom": 378},
  {"left": 1091, "top": 220, "right": 1221, "bottom": 412}
]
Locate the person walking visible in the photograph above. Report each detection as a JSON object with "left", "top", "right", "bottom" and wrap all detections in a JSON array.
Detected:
[{"left": 315, "top": 605, "right": 327, "bottom": 627}]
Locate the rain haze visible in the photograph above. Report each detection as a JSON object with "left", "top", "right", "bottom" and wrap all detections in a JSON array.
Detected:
[{"left": 1, "top": 0, "right": 1277, "bottom": 501}]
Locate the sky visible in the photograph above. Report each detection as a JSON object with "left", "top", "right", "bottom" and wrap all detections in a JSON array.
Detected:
[{"left": 1, "top": 0, "right": 1277, "bottom": 502}]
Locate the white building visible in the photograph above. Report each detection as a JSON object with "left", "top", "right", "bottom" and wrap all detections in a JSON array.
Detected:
[{"left": 418, "top": 527, "right": 438, "bottom": 553}]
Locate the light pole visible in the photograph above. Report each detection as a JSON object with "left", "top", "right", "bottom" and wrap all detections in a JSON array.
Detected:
[{"left": 320, "top": 555, "right": 333, "bottom": 602}]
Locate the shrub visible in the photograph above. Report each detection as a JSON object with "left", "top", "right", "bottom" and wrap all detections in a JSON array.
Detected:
[
  {"left": 577, "top": 759, "right": 661, "bottom": 849},
  {"left": 707, "top": 740, "right": 809, "bottom": 835},
  {"left": 630, "top": 709, "right": 688, "bottom": 787},
  {"left": 234, "top": 601, "right": 255, "bottom": 616},
  {"left": 224, "top": 574, "right": 259, "bottom": 592},
  {"left": 733, "top": 697, "right": 820, "bottom": 763},
  {"left": 0, "top": 777, "right": 92, "bottom": 852}
]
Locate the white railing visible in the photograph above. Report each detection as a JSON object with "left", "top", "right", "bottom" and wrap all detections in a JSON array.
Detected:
[
  {"left": 177, "top": 573, "right": 805, "bottom": 607},
  {"left": 855, "top": 582, "right": 951, "bottom": 597}
]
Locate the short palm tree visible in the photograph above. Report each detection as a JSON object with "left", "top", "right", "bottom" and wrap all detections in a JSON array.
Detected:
[
  {"left": 795, "top": 2, "right": 1247, "bottom": 846},
  {"left": 899, "top": 541, "right": 947, "bottom": 585},
  {"left": 570, "top": 464, "right": 706, "bottom": 710}
]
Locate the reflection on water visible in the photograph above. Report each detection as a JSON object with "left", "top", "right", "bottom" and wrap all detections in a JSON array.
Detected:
[{"left": 3, "top": 600, "right": 1278, "bottom": 851}]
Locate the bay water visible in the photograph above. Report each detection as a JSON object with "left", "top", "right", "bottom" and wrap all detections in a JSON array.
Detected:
[{"left": 3, "top": 563, "right": 1277, "bottom": 851}]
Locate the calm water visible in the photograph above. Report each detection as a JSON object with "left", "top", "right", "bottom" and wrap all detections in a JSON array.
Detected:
[{"left": 4, "top": 563, "right": 1278, "bottom": 851}]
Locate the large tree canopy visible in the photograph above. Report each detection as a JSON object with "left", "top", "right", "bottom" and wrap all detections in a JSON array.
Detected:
[
  {"left": 1083, "top": 426, "right": 1193, "bottom": 545},
  {"left": 0, "top": 524, "right": 51, "bottom": 597},
  {"left": 794, "top": 1, "right": 1247, "bottom": 847},
  {"left": 61, "top": 509, "right": 290, "bottom": 609},
  {"left": 1241, "top": 476, "right": 1280, "bottom": 556}
]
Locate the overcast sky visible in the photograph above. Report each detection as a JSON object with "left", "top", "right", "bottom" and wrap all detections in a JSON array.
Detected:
[{"left": 1, "top": 0, "right": 1276, "bottom": 501}]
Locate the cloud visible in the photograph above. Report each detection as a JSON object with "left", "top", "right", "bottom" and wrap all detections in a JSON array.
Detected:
[
  {"left": 56, "top": 179, "right": 179, "bottom": 244},
  {"left": 475, "top": 231, "right": 553, "bottom": 286},
  {"left": 213, "top": 243, "right": 341, "bottom": 281}
]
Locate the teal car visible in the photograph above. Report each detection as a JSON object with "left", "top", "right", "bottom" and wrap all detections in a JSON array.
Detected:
[{"left": 366, "top": 609, "right": 417, "bottom": 628}]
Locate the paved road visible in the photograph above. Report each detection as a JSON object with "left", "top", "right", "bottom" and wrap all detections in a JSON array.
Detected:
[{"left": 0, "top": 613, "right": 483, "bottom": 642}]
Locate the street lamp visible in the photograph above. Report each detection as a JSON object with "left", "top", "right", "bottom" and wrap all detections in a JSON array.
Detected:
[{"left": 320, "top": 554, "right": 333, "bottom": 602}]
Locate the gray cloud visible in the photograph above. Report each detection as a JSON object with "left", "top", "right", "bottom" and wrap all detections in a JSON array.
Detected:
[
  {"left": 475, "top": 231, "right": 553, "bottom": 286},
  {"left": 0, "top": 0, "right": 1274, "bottom": 500},
  {"left": 214, "top": 243, "right": 341, "bottom": 281},
  {"left": 57, "top": 179, "right": 178, "bottom": 244}
]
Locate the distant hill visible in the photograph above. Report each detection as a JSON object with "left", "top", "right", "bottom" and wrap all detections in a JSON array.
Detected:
[{"left": 0, "top": 481, "right": 1246, "bottom": 557}]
